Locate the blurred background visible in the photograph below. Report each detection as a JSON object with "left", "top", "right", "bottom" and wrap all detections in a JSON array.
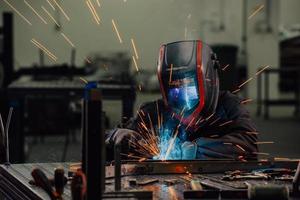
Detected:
[{"left": 0, "top": 0, "right": 299, "bottom": 163}]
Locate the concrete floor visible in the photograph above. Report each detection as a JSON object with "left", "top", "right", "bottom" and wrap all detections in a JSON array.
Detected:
[{"left": 26, "top": 92, "right": 300, "bottom": 163}]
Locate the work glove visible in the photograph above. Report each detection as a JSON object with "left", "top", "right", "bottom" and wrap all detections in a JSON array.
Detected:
[
  {"left": 105, "top": 128, "right": 141, "bottom": 157},
  {"left": 194, "top": 137, "right": 245, "bottom": 160},
  {"left": 181, "top": 141, "right": 197, "bottom": 160}
]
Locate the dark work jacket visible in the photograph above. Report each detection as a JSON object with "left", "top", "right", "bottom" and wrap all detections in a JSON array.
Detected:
[{"left": 106, "top": 91, "right": 258, "bottom": 160}]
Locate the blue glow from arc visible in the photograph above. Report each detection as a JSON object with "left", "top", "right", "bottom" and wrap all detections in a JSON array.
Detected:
[{"left": 153, "top": 118, "right": 187, "bottom": 160}]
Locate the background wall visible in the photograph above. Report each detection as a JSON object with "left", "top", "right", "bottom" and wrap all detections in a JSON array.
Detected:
[{"left": 1, "top": 0, "right": 300, "bottom": 100}]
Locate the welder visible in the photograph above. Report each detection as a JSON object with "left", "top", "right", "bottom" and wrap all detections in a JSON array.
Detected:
[{"left": 106, "top": 40, "right": 258, "bottom": 160}]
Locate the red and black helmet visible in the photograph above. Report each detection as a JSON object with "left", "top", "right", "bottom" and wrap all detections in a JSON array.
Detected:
[{"left": 157, "top": 40, "right": 219, "bottom": 128}]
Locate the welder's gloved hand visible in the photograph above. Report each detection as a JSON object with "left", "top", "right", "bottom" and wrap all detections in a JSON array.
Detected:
[
  {"left": 194, "top": 137, "right": 244, "bottom": 160},
  {"left": 105, "top": 128, "right": 140, "bottom": 155},
  {"left": 181, "top": 141, "right": 197, "bottom": 160}
]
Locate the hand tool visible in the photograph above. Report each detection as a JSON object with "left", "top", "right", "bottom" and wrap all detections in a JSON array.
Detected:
[
  {"left": 71, "top": 170, "right": 87, "bottom": 200},
  {"left": 31, "top": 168, "right": 60, "bottom": 200}
]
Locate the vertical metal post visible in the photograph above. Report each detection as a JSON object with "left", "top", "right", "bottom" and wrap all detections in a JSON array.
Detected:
[
  {"left": 82, "top": 82, "right": 105, "bottom": 200},
  {"left": 114, "top": 144, "right": 121, "bottom": 191}
]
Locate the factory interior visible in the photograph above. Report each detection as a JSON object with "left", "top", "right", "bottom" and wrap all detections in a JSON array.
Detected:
[{"left": 0, "top": 0, "right": 300, "bottom": 199}]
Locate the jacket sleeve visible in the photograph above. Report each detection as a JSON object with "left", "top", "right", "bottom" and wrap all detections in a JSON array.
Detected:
[{"left": 196, "top": 92, "right": 258, "bottom": 160}]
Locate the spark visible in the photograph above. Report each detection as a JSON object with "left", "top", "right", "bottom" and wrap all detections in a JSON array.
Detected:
[
  {"left": 248, "top": 4, "right": 264, "bottom": 20},
  {"left": 245, "top": 131, "right": 259, "bottom": 135},
  {"left": 138, "top": 84, "right": 142, "bottom": 91},
  {"left": 86, "top": 0, "right": 100, "bottom": 24},
  {"left": 205, "top": 112, "right": 215, "bottom": 121},
  {"left": 138, "top": 157, "right": 147, "bottom": 162},
  {"left": 61, "top": 33, "right": 75, "bottom": 47},
  {"left": 156, "top": 101, "right": 161, "bottom": 130},
  {"left": 79, "top": 77, "right": 88, "bottom": 84},
  {"left": 42, "top": 6, "right": 60, "bottom": 27},
  {"left": 31, "top": 38, "right": 57, "bottom": 61},
  {"left": 96, "top": 0, "right": 101, "bottom": 7},
  {"left": 24, "top": 0, "right": 47, "bottom": 24},
  {"left": 140, "top": 109, "right": 145, "bottom": 116},
  {"left": 254, "top": 141, "right": 274, "bottom": 145},
  {"left": 224, "top": 142, "right": 233, "bottom": 145},
  {"left": 235, "top": 144, "right": 246, "bottom": 152},
  {"left": 231, "top": 88, "right": 241, "bottom": 94},
  {"left": 166, "top": 66, "right": 188, "bottom": 71},
  {"left": 46, "top": 0, "right": 56, "bottom": 11},
  {"left": 195, "top": 117, "right": 204, "bottom": 125},
  {"left": 238, "top": 77, "right": 253, "bottom": 88},
  {"left": 222, "top": 64, "right": 230, "bottom": 71},
  {"left": 3, "top": 0, "right": 32, "bottom": 25},
  {"left": 112, "top": 19, "right": 123, "bottom": 43},
  {"left": 169, "top": 64, "right": 173, "bottom": 83},
  {"left": 131, "top": 39, "right": 139, "bottom": 59},
  {"left": 209, "top": 117, "right": 220, "bottom": 126},
  {"left": 121, "top": 153, "right": 145, "bottom": 160},
  {"left": 210, "top": 134, "right": 219, "bottom": 138},
  {"left": 240, "top": 98, "right": 253, "bottom": 104},
  {"left": 52, "top": 0, "right": 70, "bottom": 21},
  {"left": 255, "top": 65, "right": 270, "bottom": 76},
  {"left": 185, "top": 117, "right": 195, "bottom": 130},
  {"left": 252, "top": 152, "right": 270, "bottom": 156},
  {"left": 85, "top": 57, "right": 92, "bottom": 64},
  {"left": 132, "top": 56, "right": 139, "bottom": 72},
  {"left": 219, "top": 120, "right": 233, "bottom": 127},
  {"left": 180, "top": 107, "right": 186, "bottom": 116}
]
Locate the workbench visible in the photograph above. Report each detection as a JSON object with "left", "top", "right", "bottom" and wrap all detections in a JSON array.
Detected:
[
  {"left": 5, "top": 78, "right": 136, "bottom": 163},
  {"left": 0, "top": 160, "right": 299, "bottom": 199}
]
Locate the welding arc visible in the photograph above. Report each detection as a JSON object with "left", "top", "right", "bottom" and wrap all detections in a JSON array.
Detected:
[
  {"left": 3, "top": 0, "right": 32, "bottom": 25},
  {"left": 86, "top": 0, "right": 100, "bottom": 25},
  {"left": 52, "top": 0, "right": 70, "bottom": 21},
  {"left": 31, "top": 39, "right": 57, "bottom": 61},
  {"left": 24, "top": 0, "right": 47, "bottom": 24},
  {"left": 42, "top": 6, "right": 60, "bottom": 27},
  {"left": 163, "top": 125, "right": 180, "bottom": 160},
  {"left": 112, "top": 19, "right": 123, "bottom": 43}
]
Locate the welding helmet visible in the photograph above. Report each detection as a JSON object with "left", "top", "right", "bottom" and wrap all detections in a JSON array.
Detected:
[{"left": 157, "top": 40, "right": 219, "bottom": 128}]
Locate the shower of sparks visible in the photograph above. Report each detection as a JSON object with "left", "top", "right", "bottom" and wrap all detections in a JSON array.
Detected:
[
  {"left": 231, "top": 88, "right": 241, "bottom": 94},
  {"left": 238, "top": 77, "right": 253, "bottom": 88},
  {"left": 24, "top": 0, "right": 47, "bottom": 24},
  {"left": 222, "top": 64, "right": 230, "bottom": 71},
  {"left": 255, "top": 65, "right": 270, "bottom": 76},
  {"left": 235, "top": 144, "right": 245, "bottom": 152},
  {"left": 240, "top": 98, "right": 253, "bottom": 104},
  {"left": 132, "top": 56, "right": 139, "bottom": 72},
  {"left": 42, "top": 6, "right": 60, "bottom": 27},
  {"left": 96, "top": 0, "right": 101, "bottom": 7},
  {"left": 46, "top": 0, "right": 56, "bottom": 10},
  {"left": 254, "top": 141, "right": 274, "bottom": 145},
  {"left": 61, "top": 33, "right": 75, "bottom": 47},
  {"left": 219, "top": 120, "right": 233, "bottom": 127},
  {"left": 52, "top": 0, "right": 70, "bottom": 21},
  {"left": 169, "top": 64, "right": 173, "bottom": 83},
  {"left": 31, "top": 38, "right": 57, "bottom": 61},
  {"left": 131, "top": 39, "right": 139, "bottom": 59},
  {"left": 112, "top": 19, "right": 123, "bottom": 43},
  {"left": 79, "top": 77, "right": 88, "bottom": 84},
  {"left": 3, "top": 0, "right": 32, "bottom": 25},
  {"left": 248, "top": 4, "right": 264, "bottom": 20},
  {"left": 86, "top": 0, "right": 100, "bottom": 25}
]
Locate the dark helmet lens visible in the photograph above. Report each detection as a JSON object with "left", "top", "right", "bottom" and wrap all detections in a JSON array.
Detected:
[{"left": 167, "top": 78, "right": 199, "bottom": 113}]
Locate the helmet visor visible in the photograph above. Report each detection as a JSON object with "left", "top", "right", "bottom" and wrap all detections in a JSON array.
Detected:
[{"left": 167, "top": 77, "right": 199, "bottom": 114}]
